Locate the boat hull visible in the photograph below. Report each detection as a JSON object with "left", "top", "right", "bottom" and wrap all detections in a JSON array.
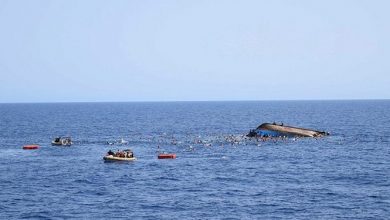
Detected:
[
  {"left": 51, "top": 142, "right": 72, "bottom": 146},
  {"left": 248, "top": 123, "right": 329, "bottom": 138},
  {"left": 103, "top": 155, "right": 137, "bottom": 162}
]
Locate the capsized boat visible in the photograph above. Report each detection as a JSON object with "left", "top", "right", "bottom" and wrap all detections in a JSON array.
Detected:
[
  {"left": 247, "top": 123, "right": 329, "bottom": 138},
  {"left": 51, "top": 137, "right": 72, "bottom": 146}
]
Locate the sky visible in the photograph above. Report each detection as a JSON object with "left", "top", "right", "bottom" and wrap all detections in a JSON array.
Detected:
[{"left": 0, "top": 0, "right": 389, "bottom": 102}]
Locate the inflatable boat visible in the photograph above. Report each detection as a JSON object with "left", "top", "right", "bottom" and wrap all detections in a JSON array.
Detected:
[
  {"left": 158, "top": 153, "right": 177, "bottom": 159},
  {"left": 103, "top": 155, "right": 137, "bottom": 162},
  {"left": 52, "top": 137, "right": 72, "bottom": 146},
  {"left": 23, "top": 145, "right": 39, "bottom": 150}
]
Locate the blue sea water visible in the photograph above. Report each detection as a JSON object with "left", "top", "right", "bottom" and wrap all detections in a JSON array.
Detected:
[{"left": 0, "top": 101, "right": 389, "bottom": 219}]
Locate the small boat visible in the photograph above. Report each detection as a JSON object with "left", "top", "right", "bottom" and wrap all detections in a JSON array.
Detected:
[
  {"left": 103, "top": 155, "right": 137, "bottom": 161},
  {"left": 51, "top": 137, "right": 72, "bottom": 146},
  {"left": 23, "top": 145, "right": 39, "bottom": 150},
  {"left": 158, "top": 153, "right": 177, "bottom": 159},
  {"left": 103, "top": 149, "right": 136, "bottom": 162}
]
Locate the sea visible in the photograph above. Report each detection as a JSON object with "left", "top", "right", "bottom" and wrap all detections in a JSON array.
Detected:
[{"left": 0, "top": 101, "right": 389, "bottom": 219}]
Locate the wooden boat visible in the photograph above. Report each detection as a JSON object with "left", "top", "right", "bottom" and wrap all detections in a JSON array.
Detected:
[{"left": 247, "top": 123, "right": 329, "bottom": 138}]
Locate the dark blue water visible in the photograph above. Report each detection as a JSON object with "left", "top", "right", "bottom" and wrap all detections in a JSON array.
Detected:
[{"left": 0, "top": 101, "right": 389, "bottom": 219}]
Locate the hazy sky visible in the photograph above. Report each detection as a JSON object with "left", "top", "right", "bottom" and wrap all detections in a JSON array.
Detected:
[{"left": 0, "top": 0, "right": 389, "bottom": 102}]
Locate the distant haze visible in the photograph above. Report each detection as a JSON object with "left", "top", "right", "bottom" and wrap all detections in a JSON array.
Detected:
[{"left": 0, "top": 0, "right": 389, "bottom": 102}]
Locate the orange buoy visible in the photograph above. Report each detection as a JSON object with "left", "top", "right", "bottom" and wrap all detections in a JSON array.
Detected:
[
  {"left": 23, "top": 145, "right": 39, "bottom": 150},
  {"left": 158, "top": 153, "right": 176, "bottom": 159}
]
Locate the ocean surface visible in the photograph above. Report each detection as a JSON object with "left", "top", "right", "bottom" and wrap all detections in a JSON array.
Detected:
[{"left": 0, "top": 101, "right": 389, "bottom": 219}]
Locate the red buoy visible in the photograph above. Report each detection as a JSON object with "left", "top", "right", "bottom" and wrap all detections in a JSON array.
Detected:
[
  {"left": 158, "top": 153, "right": 176, "bottom": 159},
  {"left": 23, "top": 145, "right": 39, "bottom": 150}
]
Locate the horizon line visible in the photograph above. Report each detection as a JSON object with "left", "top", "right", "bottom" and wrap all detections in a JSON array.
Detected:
[{"left": 0, "top": 98, "right": 389, "bottom": 104}]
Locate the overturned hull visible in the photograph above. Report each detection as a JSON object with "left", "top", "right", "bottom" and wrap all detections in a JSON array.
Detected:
[{"left": 247, "top": 123, "right": 329, "bottom": 138}]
